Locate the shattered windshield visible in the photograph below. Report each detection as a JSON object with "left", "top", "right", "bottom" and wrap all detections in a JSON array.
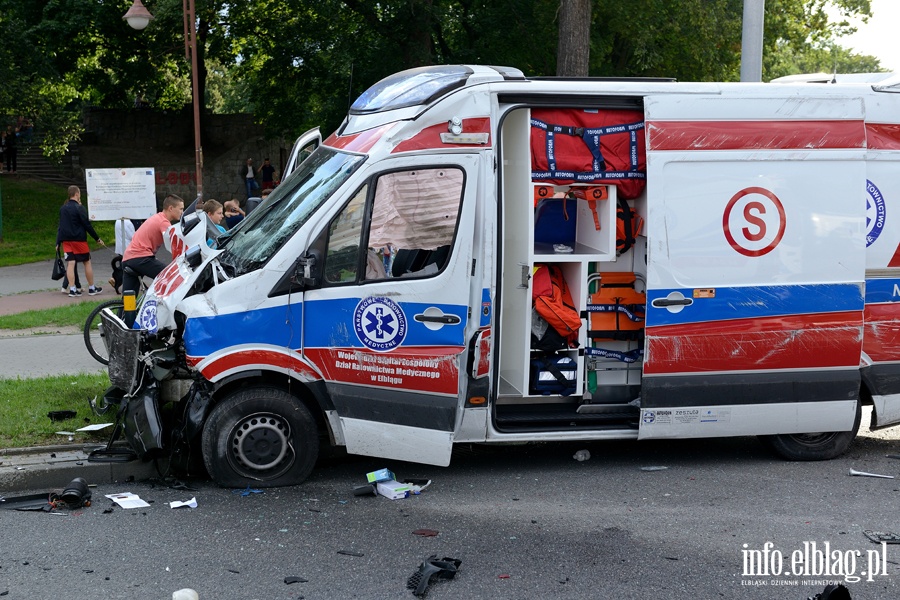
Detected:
[{"left": 218, "top": 146, "right": 365, "bottom": 274}]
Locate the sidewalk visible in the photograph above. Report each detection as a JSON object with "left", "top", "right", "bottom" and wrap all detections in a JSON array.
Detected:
[{"left": 0, "top": 254, "right": 157, "bottom": 493}]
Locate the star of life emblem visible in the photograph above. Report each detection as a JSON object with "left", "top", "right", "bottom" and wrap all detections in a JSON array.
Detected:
[{"left": 354, "top": 297, "right": 407, "bottom": 352}]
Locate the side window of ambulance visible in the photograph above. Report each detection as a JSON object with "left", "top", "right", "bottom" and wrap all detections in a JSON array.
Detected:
[
  {"left": 368, "top": 167, "right": 464, "bottom": 280},
  {"left": 323, "top": 185, "right": 368, "bottom": 284}
]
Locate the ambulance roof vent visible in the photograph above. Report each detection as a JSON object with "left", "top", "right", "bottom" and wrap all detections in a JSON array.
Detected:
[
  {"left": 350, "top": 65, "right": 522, "bottom": 115},
  {"left": 351, "top": 65, "right": 473, "bottom": 115},
  {"left": 873, "top": 73, "right": 900, "bottom": 93}
]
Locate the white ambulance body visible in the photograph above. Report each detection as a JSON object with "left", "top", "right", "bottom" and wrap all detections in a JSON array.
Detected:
[{"left": 102, "top": 65, "right": 900, "bottom": 487}]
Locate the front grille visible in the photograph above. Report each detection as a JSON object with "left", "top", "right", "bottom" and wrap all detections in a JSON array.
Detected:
[{"left": 101, "top": 309, "right": 143, "bottom": 393}]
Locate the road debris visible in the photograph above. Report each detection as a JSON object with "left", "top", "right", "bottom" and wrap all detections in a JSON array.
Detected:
[
  {"left": 407, "top": 556, "right": 461, "bottom": 597},
  {"left": 848, "top": 468, "right": 894, "bottom": 479}
]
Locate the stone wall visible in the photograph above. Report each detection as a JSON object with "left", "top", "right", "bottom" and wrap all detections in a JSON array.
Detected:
[{"left": 80, "top": 107, "right": 291, "bottom": 206}]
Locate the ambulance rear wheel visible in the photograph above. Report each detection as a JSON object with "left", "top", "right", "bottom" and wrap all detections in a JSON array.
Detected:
[
  {"left": 201, "top": 388, "right": 319, "bottom": 487},
  {"left": 759, "top": 400, "right": 861, "bottom": 460}
]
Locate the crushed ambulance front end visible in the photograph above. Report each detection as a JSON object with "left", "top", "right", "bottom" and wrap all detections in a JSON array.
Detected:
[{"left": 100, "top": 143, "right": 370, "bottom": 465}]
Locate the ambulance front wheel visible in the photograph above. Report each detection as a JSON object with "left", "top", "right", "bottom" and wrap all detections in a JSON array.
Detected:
[
  {"left": 759, "top": 400, "right": 861, "bottom": 461},
  {"left": 201, "top": 387, "right": 319, "bottom": 487}
]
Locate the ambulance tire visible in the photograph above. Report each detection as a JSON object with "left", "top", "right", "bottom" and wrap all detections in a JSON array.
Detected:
[
  {"left": 759, "top": 400, "right": 861, "bottom": 461},
  {"left": 201, "top": 388, "right": 319, "bottom": 487}
]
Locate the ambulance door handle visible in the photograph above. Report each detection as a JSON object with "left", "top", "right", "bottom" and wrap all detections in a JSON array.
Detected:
[
  {"left": 651, "top": 298, "right": 693, "bottom": 307},
  {"left": 651, "top": 291, "right": 693, "bottom": 314},
  {"left": 415, "top": 314, "right": 461, "bottom": 324},
  {"left": 414, "top": 307, "right": 462, "bottom": 331}
]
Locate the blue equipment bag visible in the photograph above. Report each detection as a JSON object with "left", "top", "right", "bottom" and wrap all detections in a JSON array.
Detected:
[
  {"left": 534, "top": 198, "right": 577, "bottom": 246},
  {"left": 529, "top": 354, "right": 577, "bottom": 396}
]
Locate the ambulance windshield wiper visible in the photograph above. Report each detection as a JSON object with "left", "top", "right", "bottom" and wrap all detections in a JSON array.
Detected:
[{"left": 215, "top": 229, "right": 235, "bottom": 248}]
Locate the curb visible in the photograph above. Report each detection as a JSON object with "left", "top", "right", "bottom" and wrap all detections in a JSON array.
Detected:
[{"left": 0, "top": 444, "right": 158, "bottom": 494}]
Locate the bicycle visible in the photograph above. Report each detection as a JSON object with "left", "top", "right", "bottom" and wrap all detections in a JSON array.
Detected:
[{"left": 83, "top": 270, "right": 149, "bottom": 365}]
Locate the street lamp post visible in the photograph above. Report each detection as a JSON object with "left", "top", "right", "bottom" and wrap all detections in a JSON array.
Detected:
[{"left": 124, "top": 0, "right": 204, "bottom": 201}]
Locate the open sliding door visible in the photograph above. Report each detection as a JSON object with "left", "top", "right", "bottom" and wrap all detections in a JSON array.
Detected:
[{"left": 638, "top": 93, "right": 866, "bottom": 440}]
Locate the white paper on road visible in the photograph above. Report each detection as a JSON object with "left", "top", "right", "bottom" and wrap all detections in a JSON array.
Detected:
[
  {"left": 105, "top": 492, "right": 151, "bottom": 509},
  {"left": 76, "top": 423, "right": 113, "bottom": 432},
  {"left": 169, "top": 497, "right": 198, "bottom": 509}
]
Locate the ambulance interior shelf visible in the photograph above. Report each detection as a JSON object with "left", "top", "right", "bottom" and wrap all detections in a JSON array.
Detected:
[{"left": 532, "top": 184, "right": 616, "bottom": 259}]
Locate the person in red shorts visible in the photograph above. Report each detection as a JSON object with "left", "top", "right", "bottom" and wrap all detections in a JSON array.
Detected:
[
  {"left": 121, "top": 194, "right": 185, "bottom": 295},
  {"left": 56, "top": 185, "right": 105, "bottom": 297}
]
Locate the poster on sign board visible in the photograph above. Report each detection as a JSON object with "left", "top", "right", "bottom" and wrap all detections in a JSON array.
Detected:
[{"left": 85, "top": 168, "right": 158, "bottom": 221}]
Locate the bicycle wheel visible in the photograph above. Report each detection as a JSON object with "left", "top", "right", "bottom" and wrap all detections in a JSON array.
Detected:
[{"left": 84, "top": 299, "right": 125, "bottom": 365}]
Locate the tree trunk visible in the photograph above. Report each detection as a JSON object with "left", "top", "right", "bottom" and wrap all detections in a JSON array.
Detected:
[{"left": 556, "top": 0, "right": 591, "bottom": 77}]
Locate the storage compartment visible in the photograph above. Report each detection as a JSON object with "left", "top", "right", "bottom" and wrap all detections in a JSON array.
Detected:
[
  {"left": 532, "top": 184, "right": 616, "bottom": 259},
  {"left": 499, "top": 105, "right": 646, "bottom": 419}
]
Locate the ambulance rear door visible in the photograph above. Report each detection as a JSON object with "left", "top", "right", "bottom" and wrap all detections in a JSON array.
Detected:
[
  {"left": 861, "top": 83, "right": 900, "bottom": 427},
  {"left": 639, "top": 92, "right": 866, "bottom": 440}
]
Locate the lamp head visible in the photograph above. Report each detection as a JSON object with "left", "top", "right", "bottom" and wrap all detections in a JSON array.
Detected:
[{"left": 123, "top": 0, "right": 154, "bottom": 31}]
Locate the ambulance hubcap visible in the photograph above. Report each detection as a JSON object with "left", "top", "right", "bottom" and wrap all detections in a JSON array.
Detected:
[{"left": 228, "top": 413, "right": 294, "bottom": 476}]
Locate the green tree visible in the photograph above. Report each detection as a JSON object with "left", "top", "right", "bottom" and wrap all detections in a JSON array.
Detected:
[{"left": 0, "top": 0, "right": 887, "bottom": 160}]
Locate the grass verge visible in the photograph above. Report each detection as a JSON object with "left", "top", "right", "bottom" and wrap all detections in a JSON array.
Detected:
[
  {"left": 0, "top": 373, "right": 113, "bottom": 449},
  {"left": 0, "top": 176, "right": 114, "bottom": 267},
  {"left": 0, "top": 298, "right": 110, "bottom": 330}
]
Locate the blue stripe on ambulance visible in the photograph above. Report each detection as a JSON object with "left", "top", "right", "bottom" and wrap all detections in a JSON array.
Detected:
[
  {"left": 183, "top": 304, "right": 304, "bottom": 357},
  {"left": 304, "top": 298, "right": 467, "bottom": 348},
  {"left": 865, "top": 278, "right": 900, "bottom": 304},
  {"left": 646, "top": 282, "right": 863, "bottom": 327}
]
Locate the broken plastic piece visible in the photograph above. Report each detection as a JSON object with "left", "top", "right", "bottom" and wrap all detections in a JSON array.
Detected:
[
  {"left": 0, "top": 493, "right": 54, "bottom": 511},
  {"left": 863, "top": 530, "right": 900, "bottom": 544},
  {"left": 407, "top": 556, "right": 462, "bottom": 597},
  {"left": 352, "top": 484, "right": 377, "bottom": 496},
  {"left": 48, "top": 410, "right": 76, "bottom": 422},
  {"left": 412, "top": 529, "right": 439, "bottom": 537},
  {"left": 848, "top": 468, "right": 894, "bottom": 479},
  {"left": 60, "top": 477, "right": 92, "bottom": 508},
  {"left": 233, "top": 485, "right": 263, "bottom": 496},
  {"left": 284, "top": 576, "right": 308, "bottom": 584}
]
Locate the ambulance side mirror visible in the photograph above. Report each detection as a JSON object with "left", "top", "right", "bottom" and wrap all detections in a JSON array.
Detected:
[{"left": 294, "top": 250, "right": 320, "bottom": 288}]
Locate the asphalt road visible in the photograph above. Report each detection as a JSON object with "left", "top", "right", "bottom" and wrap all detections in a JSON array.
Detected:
[{"left": 2, "top": 418, "right": 899, "bottom": 599}]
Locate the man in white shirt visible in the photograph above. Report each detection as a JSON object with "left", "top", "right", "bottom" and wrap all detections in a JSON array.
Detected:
[{"left": 238, "top": 158, "right": 260, "bottom": 200}]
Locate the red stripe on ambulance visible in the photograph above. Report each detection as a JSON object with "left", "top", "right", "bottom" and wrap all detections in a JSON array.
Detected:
[
  {"left": 646, "top": 120, "right": 866, "bottom": 151},
  {"left": 644, "top": 311, "right": 862, "bottom": 375},
  {"left": 392, "top": 117, "right": 491, "bottom": 153},
  {"left": 197, "top": 349, "right": 321, "bottom": 382},
  {"left": 306, "top": 347, "right": 461, "bottom": 395},
  {"left": 864, "top": 303, "right": 900, "bottom": 362},
  {"left": 324, "top": 123, "right": 397, "bottom": 154},
  {"left": 866, "top": 123, "right": 900, "bottom": 151}
]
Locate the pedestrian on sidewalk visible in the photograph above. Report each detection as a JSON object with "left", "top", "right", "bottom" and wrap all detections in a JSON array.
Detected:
[
  {"left": 0, "top": 130, "right": 6, "bottom": 173},
  {"left": 108, "top": 218, "right": 136, "bottom": 294},
  {"left": 56, "top": 185, "right": 105, "bottom": 297},
  {"left": 5, "top": 126, "right": 17, "bottom": 174},
  {"left": 122, "top": 194, "right": 185, "bottom": 295}
]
